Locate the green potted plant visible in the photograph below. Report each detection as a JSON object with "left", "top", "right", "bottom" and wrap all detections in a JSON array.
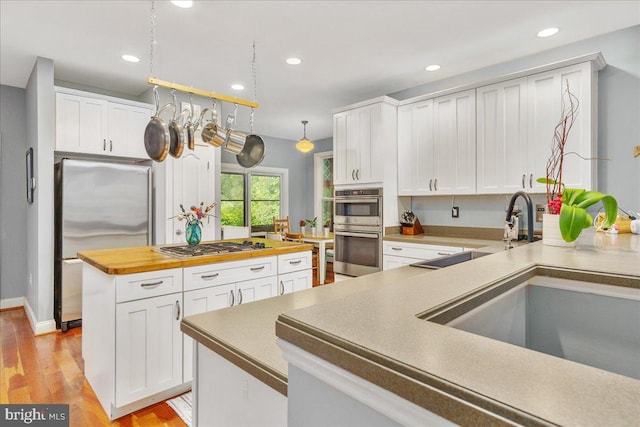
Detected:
[
  {"left": 305, "top": 217, "right": 318, "bottom": 235},
  {"left": 539, "top": 81, "right": 617, "bottom": 245}
]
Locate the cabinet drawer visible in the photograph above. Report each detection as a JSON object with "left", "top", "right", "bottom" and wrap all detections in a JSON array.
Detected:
[
  {"left": 278, "top": 251, "right": 312, "bottom": 274},
  {"left": 116, "top": 268, "right": 182, "bottom": 303},
  {"left": 184, "top": 256, "right": 277, "bottom": 292},
  {"left": 383, "top": 241, "right": 462, "bottom": 260}
]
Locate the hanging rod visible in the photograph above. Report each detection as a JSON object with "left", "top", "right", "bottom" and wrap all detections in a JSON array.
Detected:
[{"left": 147, "top": 77, "right": 259, "bottom": 109}]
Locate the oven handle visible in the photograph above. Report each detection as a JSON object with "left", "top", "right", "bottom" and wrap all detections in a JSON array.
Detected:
[
  {"left": 334, "top": 231, "right": 380, "bottom": 239},
  {"left": 335, "top": 198, "right": 380, "bottom": 204}
]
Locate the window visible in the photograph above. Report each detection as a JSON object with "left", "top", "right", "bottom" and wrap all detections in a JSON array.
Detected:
[
  {"left": 314, "top": 151, "right": 334, "bottom": 229},
  {"left": 220, "top": 164, "right": 288, "bottom": 234}
]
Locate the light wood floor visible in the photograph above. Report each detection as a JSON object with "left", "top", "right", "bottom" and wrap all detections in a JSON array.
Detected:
[{"left": 0, "top": 307, "right": 186, "bottom": 427}]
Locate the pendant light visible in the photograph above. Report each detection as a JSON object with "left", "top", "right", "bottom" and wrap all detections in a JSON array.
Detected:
[{"left": 296, "top": 120, "right": 314, "bottom": 153}]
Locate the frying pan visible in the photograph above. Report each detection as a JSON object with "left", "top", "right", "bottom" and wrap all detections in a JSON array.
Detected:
[
  {"left": 144, "top": 87, "right": 173, "bottom": 162},
  {"left": 185, "top": 95, "right": 196, "bottom": 151},
  {"left": 236, "top": 134, "right": 265, "bottom": 168},
  {"left": 168, "top": 91, "right": 185, "bottom": 158}
]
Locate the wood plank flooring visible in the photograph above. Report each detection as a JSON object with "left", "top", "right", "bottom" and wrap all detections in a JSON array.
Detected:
[{"left": 0, "top": 308, "right": 186, "bottom": 427}]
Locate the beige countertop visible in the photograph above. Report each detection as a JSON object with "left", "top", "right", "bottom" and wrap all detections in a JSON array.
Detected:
[
  {"left": 181, "top": 231, "right": 640, "bottom": 425},
  {"left": 383, "top": 232, "right": 504, "bottom": 249}
]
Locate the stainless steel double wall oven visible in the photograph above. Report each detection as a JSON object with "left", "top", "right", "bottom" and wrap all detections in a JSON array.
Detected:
[{"left": 333, "top": 188, "right": 383, "bottom": 276}]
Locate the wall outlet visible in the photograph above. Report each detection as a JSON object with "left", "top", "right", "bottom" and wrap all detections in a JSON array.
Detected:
[
  {"left": 451, "top": 206, "right": 459, "bottom": 218},
  {"left": 536, "top": 204, "right": 546, "bottom": 222}
]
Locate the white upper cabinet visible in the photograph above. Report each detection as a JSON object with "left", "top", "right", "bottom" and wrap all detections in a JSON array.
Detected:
[
  {"left": 55, "top": 89, "right": 152, "bottom": 160},
  {"left": 476, "top": 77, "right": 529, "bottom": 193},
  {"left": 56, "top": 92, "right": 108, "bottom": 155},
  {"left": 397, "top": 90, "right": 476, "bottom": 196},
  {"left": 333, "top": 98, "right": 397, "bottom": 186},
  {"left": 527, "top": 62, "right": 595, "bottom": 192}
]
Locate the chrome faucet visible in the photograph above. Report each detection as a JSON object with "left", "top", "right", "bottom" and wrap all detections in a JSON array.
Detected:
[{"left": 505, "top": 191, "right": 535, "bottom": 243}]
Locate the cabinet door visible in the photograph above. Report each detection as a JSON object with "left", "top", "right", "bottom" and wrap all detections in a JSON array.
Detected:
[
  {"left": 168, "top": 145, "right": 217, "bottom": 243},
  {"left": 344, "top": 109, "right": 361, "bottom": 184},
  {"left": 107, "top": 103, "right": 151, "bottom": 159},
  {"left": 382, "top": 255, "right": 416, "bottom": 271},
  {"left": 236, "top": 276, "right": 278, "bottom": 305},
  {"left": 357, "top": 103, "right": 383, "bottom": 184},
  {"left": 433, "top": 90, "right": 476, "bottom": 195},
  {"left": 115, "top": 293, "right": 182, "bottom": 407},
  {"left": 397, "top": 101, "right": 434, "bottom": 195},
  {"left": 183, "top": 284, "right": 234, "bottom": 383},
  {"left": 477, "top": 78, "right": 528, "bottom": 193},
  {"left": 55, "top": 93, "right": 107, "bottom": 154},
  {"left": 528, "top": 63, "right": 594, "bottom": 192},
  {"left": 278, "top": 270, "right": 312, "bottom": 295},
  {"left": 333, "top": 112, "right": 349, "bottom": 185}
]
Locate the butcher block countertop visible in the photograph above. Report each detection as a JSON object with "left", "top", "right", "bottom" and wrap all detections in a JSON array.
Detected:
[
  {"left": 182, "top": 230, "right": 640, "bottom": 426},
  {"left": 77, "top": 238, "right": 313, "bottom": 275}
]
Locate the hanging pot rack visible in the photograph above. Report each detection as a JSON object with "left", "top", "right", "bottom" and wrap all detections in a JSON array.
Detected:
[{"left": 147, "top": 77, "right": 259, "bottom": 109}]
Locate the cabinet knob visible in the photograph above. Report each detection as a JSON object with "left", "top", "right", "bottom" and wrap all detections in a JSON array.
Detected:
[{"left": 176, "top": 229, "right": 183, "bottom": 235}]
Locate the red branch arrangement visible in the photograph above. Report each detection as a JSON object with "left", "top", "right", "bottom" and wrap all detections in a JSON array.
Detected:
[{"left": 545, "top": 80, "right": 579, "bottom": 214}]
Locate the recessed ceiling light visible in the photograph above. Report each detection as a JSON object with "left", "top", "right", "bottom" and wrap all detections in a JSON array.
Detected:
[
  {"left": 171, "top": 1, "right": 193, "bottom": 8},
  {"left": 286, "top": 57, "right": 302, "bottom": 65},
  {"left": 121, "top": 54, "right": 140, "bottom": 63},
  {"left": 231, "top": 84, "right": 245, "bottom": 91},
  {"left": 425, "top": 64, "right": 440, "bottom": 72},
  {"left": 537, "top": 27, "right": 559, "bottom": 38}
]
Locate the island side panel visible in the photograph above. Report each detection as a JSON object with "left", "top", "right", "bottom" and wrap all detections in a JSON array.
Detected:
[
  {"left": 195, "top": 342, "right": 287, "bottom": 426},
  {"left": 82, "top": 262, "right": 116, "bottom": 418}
]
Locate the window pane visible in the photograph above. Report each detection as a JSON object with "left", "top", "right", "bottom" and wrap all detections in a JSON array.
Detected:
[
  {"left": 221, "top": 201, "right": 245, "bottom": 226},
  {"left": 251, "top": 175, "right": 280, "bottom": 201},
  {"left": 322, "top": 158, "right": 333, "bottom": 198},
  {"left": 221, "top": 173, "right": 245, "bottom": 200},
  {"left": 251, "top": 201, "right": 280, "bottom": 226}
]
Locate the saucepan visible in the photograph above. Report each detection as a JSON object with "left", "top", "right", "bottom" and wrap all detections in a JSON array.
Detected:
[
  {"left": 168, "top": 90, "right": 186, "bottom": 158},
  {"left": 236, "top": 108, "right": 265, "bottom": 168},
  {"left": 201, "top": 100, "right": 221, "bottom": 146},
  {"left": 223, "top": 105, "right": 248, "bottom": 155},
  {"left": 184, "top": 95, "right": 196, "bottom": 151},
  {"left": 144, "top": 86, "right": 174, "bottom": 162}
]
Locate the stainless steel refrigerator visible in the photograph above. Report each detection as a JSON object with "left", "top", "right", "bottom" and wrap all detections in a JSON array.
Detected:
[{"left": 54, "top": 158, "right": 151, "bottom": 331}]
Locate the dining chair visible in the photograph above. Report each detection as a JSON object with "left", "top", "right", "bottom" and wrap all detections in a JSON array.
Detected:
[{"left": 273, "top": 216, "right": 290, "bottom": 235}]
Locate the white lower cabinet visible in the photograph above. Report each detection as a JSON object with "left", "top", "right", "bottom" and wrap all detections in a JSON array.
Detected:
[
  {"left": 115, "top": 292, "right": 183, "bottom": 407},
  {"left": 83, "top": 252, "right": 311, "bottom": 419},
  {"left": 382, "top": 241, "right": 463, "bottom": 270}
]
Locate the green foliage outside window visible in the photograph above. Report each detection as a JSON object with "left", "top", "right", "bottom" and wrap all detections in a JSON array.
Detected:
[
  {"left": 220, "top": 173, "right": 245, "bottom": 226},
  {"left": 220, "top": 172, "right": 282, "bottom": 228}
]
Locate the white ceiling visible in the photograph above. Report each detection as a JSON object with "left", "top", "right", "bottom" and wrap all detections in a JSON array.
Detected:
[{"left": 1, "top": 1, "right": 638, "bottom": 140}]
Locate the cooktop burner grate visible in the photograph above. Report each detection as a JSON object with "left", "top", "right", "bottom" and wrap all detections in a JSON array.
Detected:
[{"left": 155, "top": 241, "right": 268, "bottom": 258}]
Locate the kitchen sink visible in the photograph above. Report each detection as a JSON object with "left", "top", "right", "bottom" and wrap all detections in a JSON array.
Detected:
[
  {"left": 422, "top": 268, "right": 640, "bottom": 380},
  {"left": 410, "top": 250, "right": 491, "bottom": 269}
]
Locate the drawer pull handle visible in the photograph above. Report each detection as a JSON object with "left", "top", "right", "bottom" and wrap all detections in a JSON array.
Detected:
[
  {"left": 279, "top": 280, "right": 284, "bottom": 295},
  {"left": 230, "top": 290, "right": 235, "bottom": 306},
  {"left": 437, "top": 252, "right": 452, "bottom": 256},
  {"left": 289, "top": 260, "right": 302, "bottom": 265},
  {"left": 109, "top": 140, "right": 113, "bottom": 152},
  {"left": 522, "top": 174, "right": 525, "bottom": 189},
  {"left": 391, "top": 247, "right": 402, "bottom": 251},
  {"left": 529, "top": 173, "right": 533, "bottom": 188},
  {"left": 429, "top": 179, "right": 433, "bottom": 191},
  {"left": 250, "top": 266, "right": 265, "bottom": 272},
  {"left": 140, "top": 281, "right": 163, "bottom": 288},
  {"left": 201, "top": 273, "right": 219, "bottom": 280},
  {"left": 103, "top": 139, "right": 106, "bottom": 151},
  {"left": 175, "top": 300, "right": 180, "bottom": 320},
  {"left": 238, "top": 289, "right": 243, "bottom": 304},
  {"left": 434, "top": 178, "right": 438, "bottom": 191}
]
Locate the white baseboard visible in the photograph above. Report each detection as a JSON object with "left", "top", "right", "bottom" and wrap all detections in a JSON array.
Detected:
[
  {"left": 0, "top": 296, "right": 25, "bottom": 310},
  {"left": 24, "top": 298, "right": 57, "bottom": 336}
]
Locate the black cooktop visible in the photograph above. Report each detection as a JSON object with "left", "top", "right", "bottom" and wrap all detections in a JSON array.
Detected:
[{"left": 155, "top": 240, "right": 268, "bottom": 258}]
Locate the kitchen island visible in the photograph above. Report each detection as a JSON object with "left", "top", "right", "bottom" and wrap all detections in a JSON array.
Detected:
[
  {"left": 181, "top": 231, "right": 640, "bottom": 426},
  {"left": 77, "top": 238, "right": 313, "bottom": 420}
]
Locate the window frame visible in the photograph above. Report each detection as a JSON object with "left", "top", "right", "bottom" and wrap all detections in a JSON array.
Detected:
[
  {"left": 221, "top": 163, "right": 289, "bottom": 231},
  {"left": 313, "top": 151, "right": 334, "bottom": 229}
]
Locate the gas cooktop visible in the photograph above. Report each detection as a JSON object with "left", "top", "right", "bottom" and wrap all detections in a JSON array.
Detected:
[{"left": 155, "top": 241, "right": 269, "bottom": 258}]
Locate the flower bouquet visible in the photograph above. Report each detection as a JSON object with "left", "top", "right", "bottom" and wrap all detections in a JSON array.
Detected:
[{"left": 171, "top": 202, "right": 216, "bottom": 245}]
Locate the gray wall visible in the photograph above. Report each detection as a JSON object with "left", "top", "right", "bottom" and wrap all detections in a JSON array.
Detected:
[
  {"left": 0, "top": 85, "right": 28, "bottom": 301},
  {"left": 390, "top": 25, "right": 640, "bottom": 229},
  {"left": 25, "top": 57, "right": 56, "bottom": 324}
]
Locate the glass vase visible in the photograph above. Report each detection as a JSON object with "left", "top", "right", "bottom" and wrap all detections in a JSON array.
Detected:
[{"left": 186, "top": 221, "right": 202, "bottom": 245}]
